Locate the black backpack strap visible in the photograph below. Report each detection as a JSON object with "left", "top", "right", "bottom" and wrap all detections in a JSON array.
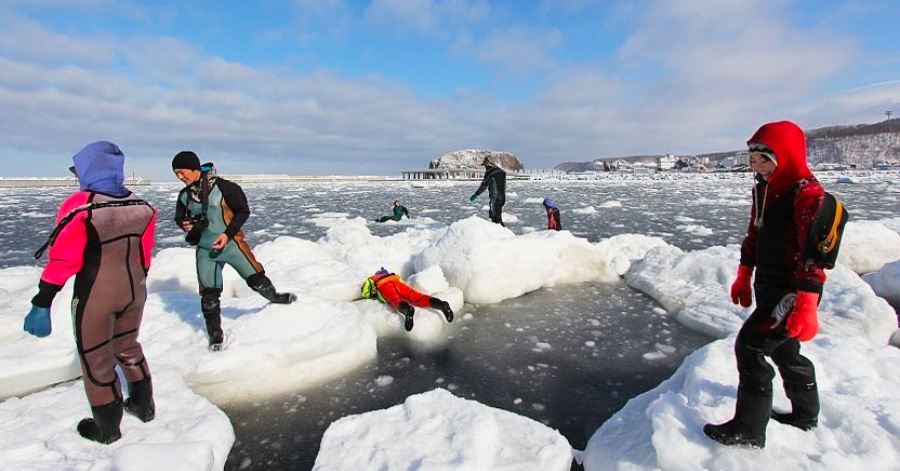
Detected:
[
  {"left": 34, "top": 199, "right": 151, "bottom": 259},
  {"left": 194, "top": 170, "right": 211, "bottom": 221}
]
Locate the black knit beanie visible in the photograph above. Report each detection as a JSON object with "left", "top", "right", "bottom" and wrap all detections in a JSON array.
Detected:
[{"left": 172, "top": 151, "right": 201, "bottom": 171}]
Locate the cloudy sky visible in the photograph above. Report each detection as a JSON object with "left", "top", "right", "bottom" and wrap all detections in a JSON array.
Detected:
[{"left": 1, "top": 0, "right": 898, "bottom": 179}]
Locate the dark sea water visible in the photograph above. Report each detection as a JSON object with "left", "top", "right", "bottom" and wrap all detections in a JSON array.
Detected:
[{"left": 2, "top": 171, "right": 896, "bottom": 470}]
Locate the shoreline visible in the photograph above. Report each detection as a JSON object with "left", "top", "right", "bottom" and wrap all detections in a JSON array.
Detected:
[
  {"left": 0, "top": 177, "right": 152, "bottom": 188},
  {"left": 1, "top": 168, "right": 896, "bottom": 188}
]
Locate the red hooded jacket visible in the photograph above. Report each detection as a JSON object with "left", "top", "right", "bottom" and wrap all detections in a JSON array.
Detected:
[{"left": 739, "top": 121, "right": 826, "bottom": 293}]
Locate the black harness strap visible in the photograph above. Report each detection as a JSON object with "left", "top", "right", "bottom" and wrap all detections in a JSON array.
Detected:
[{"left": 34, "top": 200, "right": 151, "bottom": 259}]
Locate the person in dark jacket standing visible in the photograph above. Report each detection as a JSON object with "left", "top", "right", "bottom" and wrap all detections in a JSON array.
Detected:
[
  {"left": 704, "top": 121, "right": 826, "bottom": 449},
  {"left": 172, "top": 151, "right": 296, "bottom": 351},
  {"left": 543, "top": 198, "right": 562, "bottom": 231},
  {"left": 469, "top": 157, "right": 507, "bottom": 226},
  {"left": 377, "top": 199, "right": 410, "bottom": 223},
  {"left": 26, "top": 141, "right": 157, "bottom": 444}
]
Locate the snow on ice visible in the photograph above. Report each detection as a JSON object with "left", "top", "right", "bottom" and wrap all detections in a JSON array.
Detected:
[
  {"left": 312, "top": 388, "right": 573, "bottom": 471},
  {"left": 863, "top": 260, "right": 900, "bottom": 307},
  {"left": 584, "top": 219, "right": 900, "bottom": 471},
  {"left": 0, "top": 200, "right": 899, "bottom": 470},
  {"left": 838, "top": 220, "right": 900, "bottom": 274},
  {"left": 0, "top": 370, "right": 233, "bottom": 471}
]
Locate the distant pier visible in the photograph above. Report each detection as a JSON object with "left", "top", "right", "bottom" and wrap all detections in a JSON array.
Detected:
[
  {"left": 220, "top": 174, "right": 403, "bottom": 183},
  {"left": 400, "top": 168, "right": 556, "bottom": 180},
  {"left": 400, "top": 168, "right": 485, "bottom": 180}
]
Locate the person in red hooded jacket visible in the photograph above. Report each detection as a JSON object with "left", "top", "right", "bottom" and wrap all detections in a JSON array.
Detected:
[{"left": 704, "top": 121, "right": 826, "bottom": 449}]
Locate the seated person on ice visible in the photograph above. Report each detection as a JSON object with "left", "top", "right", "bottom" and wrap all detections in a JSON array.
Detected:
[
  {"left": 542, "top": 198, "right": 561, "bottom": 231},
  {"left": 376, "top": 199, "right": 410, "bottom": 223},
  {"left": 26, "top": 141, "right": 157, "bottom": 444},
  {"left": 361, "top": 268, "right": 454, "bottom": 332},
  {"left": 172, "top": 151, "right": 296, "bottom": 351}
]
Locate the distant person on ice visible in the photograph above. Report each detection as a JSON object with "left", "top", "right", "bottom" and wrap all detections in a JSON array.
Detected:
[
  {"left": 26, "top": 141, "right": 157, "bottom": 444},
  {"left": 376, "top": 199, "right": 410, "bottom": 223},
  {"left": 172, "top": 151, "right": 296, "bottom": 351},
  {"left": 542, "top": 198, "right": 562, "bottom": 231},
  {"left": 704, "top": 121, "right": 827, "bottom": 449},
  {"left": 361, "top": 268, "right": 454, "bottom": 332},
  {"left": 469, "top": 156, "right": 507, "bottom": 226}
]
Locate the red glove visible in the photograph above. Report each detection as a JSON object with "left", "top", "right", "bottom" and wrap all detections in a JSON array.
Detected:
[
  {"left": 786, "top": 291, "right": 819, "bottom": 341},
  {"left": 730, "top": 265, "right": 754, "bottom": 307}
]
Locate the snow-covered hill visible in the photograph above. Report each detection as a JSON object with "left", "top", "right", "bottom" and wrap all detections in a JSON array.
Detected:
[
  {"left": 429, "top": 149, "right": 524, "bottom": 171},
  {"left": 556, "top": 119, "right": 900, "bottom": 172},
  {"left": 807, "top": 119, "right": 900, "bottom": 166}
]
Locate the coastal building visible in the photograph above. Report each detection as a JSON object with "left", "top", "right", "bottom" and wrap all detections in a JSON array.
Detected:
[{"left": 657, "top": 154, "right": 678, "bottom": 171}]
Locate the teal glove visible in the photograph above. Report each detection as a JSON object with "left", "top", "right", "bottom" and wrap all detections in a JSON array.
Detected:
[
  {"left": 469, "top": 193, "right": 478, "bottom": 202},
  {"left": 24, "top": 305, "right": 52, "bottom": 337}
]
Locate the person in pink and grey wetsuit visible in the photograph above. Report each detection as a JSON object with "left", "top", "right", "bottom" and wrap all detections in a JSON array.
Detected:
[{"left": 25, "top": 141, "right": 157, "bottom": 444}]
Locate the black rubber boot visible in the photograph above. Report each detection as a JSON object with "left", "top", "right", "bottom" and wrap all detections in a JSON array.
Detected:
[
  {"left": 201, "top": 290, "right": 225, "bottom": 351},
  {"left": 772, "top": 382, "right": 819, "bottom": 431},
  {"left": 399, "top": 301, "right": 415, "bottom": 331},
  {"left": 78, "top": 400, "right": 123, "bottom": 444},
  {"left": 247, "top": 273, "right": 297, "bottom": 304},
  {"left": 429, "top": 298, "right": 454, "bottom": 322},
  {"left": 703, "top": 386, "right": 772, "bottom": 449},
  {"left": 124, "top": 377, "right": 156, "bottom": 423}
]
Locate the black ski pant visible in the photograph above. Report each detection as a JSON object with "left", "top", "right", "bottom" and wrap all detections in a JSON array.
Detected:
[
  {"left": 735, "top": 283, "right": 817, "bottom": 397},
  {"left": 489, "top": 197, "right": 505, "bottom": 226}
]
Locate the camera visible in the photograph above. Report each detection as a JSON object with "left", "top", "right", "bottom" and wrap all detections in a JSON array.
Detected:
[{"left": 184, "top": 215, "right": 208, "bottom": 246}]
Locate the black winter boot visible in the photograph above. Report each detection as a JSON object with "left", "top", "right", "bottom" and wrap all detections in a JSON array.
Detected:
[
  {"left": 78, "top": 400, "right": 123, "bottom": 444},
  {"left": 201, "top": 290, "right": 225, "bottom": 351},
  {"left": 703, "top": 386, "right": 772, "bottom": 449},
  {"left": 429, "top": 298, "right": 454, "bottom": 322},
  {"left": 247, "top": 273, "right": 297, "bottom": 304},
  {"left": 772, "top": 382, "right": 819, "bottom": 431},
  {"left": 399, "top": 301, "right": 415, "bottom": 331},
  {"left": 124, "top": 377, "right": 156, "bottom": 423}
]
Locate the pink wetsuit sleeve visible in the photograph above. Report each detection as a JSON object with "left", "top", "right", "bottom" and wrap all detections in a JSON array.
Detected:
[
  {"left": 141, "top": 209, "right": 157, "bottom": 271},
  {"left": 40, "top": 192, "right": 90, "bottom": 286}
]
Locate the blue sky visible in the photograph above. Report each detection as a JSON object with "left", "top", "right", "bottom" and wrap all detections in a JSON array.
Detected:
[{"left": 1, "top": 0, "right": 898, "bottom": 179}]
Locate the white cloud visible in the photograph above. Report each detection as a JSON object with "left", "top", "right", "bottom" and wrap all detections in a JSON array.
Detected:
[
  {"left": 119, "top": 36, "right": 205, "bottom": 86},
  {"left": 292, "top": 0, "right": 347, "bottom": 18},
  {"left": 594, "top": 0, "right": 862, "bottom": 151},
  {"left": 364, "top": 0, "right": 490, "bottom": 37},
  {"left": 792, "top": 81, "right": 900, "bottom": 128},
  {"left": 289, "top": 0, "right": 354, "bottom": 41},
  {"left": 619, "top": 0, "right": 856, "bottom": 98},
  {"left": 0, "top": 1, "right": 898, "bottom": 178},
  {"left": 0, "top": 37, "right": 488, "bottom": 177},
  {"left": 538, "top": 0, "right": 602, "bottom": 15},
  {"left": 0, "top": 14, "right": 116, "bottom": 66},
  {"left": 471, "top": 26, "right": 562, "bottom": 74},
  {"left": 365, "top": 0, "right": 438, "bottom": 35},
  {"left": 2, "top": 0, "right": 109, "bottom": 6}
]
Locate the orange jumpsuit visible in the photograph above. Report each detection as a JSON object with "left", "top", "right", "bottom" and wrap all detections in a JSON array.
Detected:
[{"left": 364, "top": 273, "right": 433, "bottom": 310}]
